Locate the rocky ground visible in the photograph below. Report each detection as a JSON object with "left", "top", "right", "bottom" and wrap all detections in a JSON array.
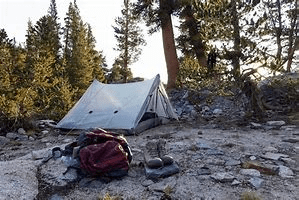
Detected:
[
  {"left": 1, "top": 81, "right": 299, "bottom": 200},
  {"left": 0, "top": 118, "right": 299, "bottom": 200}
]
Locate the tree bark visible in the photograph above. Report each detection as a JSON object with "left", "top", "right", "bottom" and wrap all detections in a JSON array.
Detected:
[
  {"left": 231, "top": 0, "right": 241, "bottom": 79},
  {"left": 160, "top": 0, "right": 180, "bottom": 89}
]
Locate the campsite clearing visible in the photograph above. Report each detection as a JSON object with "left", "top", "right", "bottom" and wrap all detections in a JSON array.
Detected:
[{"left": 0, "top": 120, "right": 299, "bottom": 200}]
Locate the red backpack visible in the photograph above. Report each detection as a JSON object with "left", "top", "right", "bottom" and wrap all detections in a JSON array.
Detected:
[{"left": 79, "top": 128, "right": 132, "bottom": 177}]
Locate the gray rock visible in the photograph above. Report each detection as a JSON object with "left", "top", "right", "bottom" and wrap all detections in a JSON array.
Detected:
[
  {"left": 210, "top": 172, "right": 235, "bottom": 183},
  {"left": 0, "top": 136, "right": 10, "bottom": 145},
  {"left": 281, "top": 125, "right": 296, "bottom": 131},
  {"left": 263, "top": 146, "right": 278, "bottom": 152},
  {"left": 6, "top": 132, "right": 28, "bottom": 141},
  {"left": 249, "top": 156, "right": 257, "bottom": 160},
  {"left": 50, "top": 194, "right": 64, "bottom": 200},
  {"left": 196, "top": 139, "right": 212, "bottom": 150},
  {"left": 231, "top": 179, "right": 241, "bottom": 186},
  {"left": 18, "top": 128, "right": 26, "bottom": 135},
  {"left": 0, "top": 159, "right": 38, "bottom": 200},
  {"left": 145, "top": 162, "right": 180, "bottom": 179},
  {"left": 41, "top": 130, "right": 49, "bottom": 135},
  {"left": 206, "top": 149, "right": 224, "bottom": 156},
  {"left": 250, "top": 122, "right": 262, "bottom": 128},
  {"left": 278, "top": 165, "right": 294, "bottom": 178},
  {"left": 6, "top": 132, "right": 19, "bottom": 140},
  {"left": 213, "top": 109, "right": 223, "bottom": 115},
  {"left": 40, "top": 157, "right": 78, "bottom": 187},
  {"left": 249, "top": 177, "right": 264, "bottom": 188},
  {"left": 17, "top": 134, "right": 28, "bottom": 141},
  {"left": 197, "top": 167, "right": 211, "bottom": 175},
  {"left": 147, "top": 176, "right": 176, "bottom": 192},
  {"left": 31, "top": 149, "right": 52, "bottom": 160},
  {"left": 282, "top": 138, "right": 299, "bottom": 143},
  {"left": 261, "top": 152, "right": 289, "bottom": 160},
  {"left": 206, "top": 157, "right": 226, "bottom": 165},
  {"left": 266, "top": 120, "right": 286, "bottom": 126},
  {"left": 29, "top": 136, "right": 35, "bottom": 141},
  {"left": 225, "top": 159, "right": 241, "bottom": 166},
  {"left": 141, "top": 179, "right": 154, "bottom": 187},
  {"left": 240, "top": 169, "right": 261, "bottom": 177}
]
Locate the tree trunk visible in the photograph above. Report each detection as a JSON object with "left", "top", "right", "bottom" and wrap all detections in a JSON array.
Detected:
[
  {"left": 160, "top": 0, "right": 180, "bottom": 89},
  {"left": 231, "top": 0, "right": 241, "bottom": 79},
  {"left": 286, "top": 0, "right": 298, "bottom": 72},
  {"left": 276, "top": 0, "right": 283, "bottom": 68}
]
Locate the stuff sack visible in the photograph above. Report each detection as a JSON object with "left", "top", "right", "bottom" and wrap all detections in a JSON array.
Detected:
[{"left": 79, "top": 128, "right": 132, "bottom": 177}]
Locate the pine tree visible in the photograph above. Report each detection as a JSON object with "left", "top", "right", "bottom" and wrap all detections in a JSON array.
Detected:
[
  {"left": 63, "top": 1, "right": 106, "bottom": 96},
  {"left": 47, "top": 0, "right": 62, "bottom": 76},
  {"left": 86, "top": 24, "right": 107, "bottom": 82},
  {"left": 260, "top": 0, "right": 299, "bottom": 72},
  {"left": 113, "top": 0, "right": 146, "bottom": 83},
  {"left": 176, "top": 1, "right": 207, "bottom": 67},
  {"left": 190, "top": 0, "right": 264, "bottom": 80},
  {"left": 0, "top": 29, "right": 31, "bottom": 121},
  {"left": 25, "top": 16, "right": 56, "bottom": 113}
]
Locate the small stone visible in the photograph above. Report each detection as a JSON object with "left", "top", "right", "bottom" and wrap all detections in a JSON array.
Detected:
[
  {"left": 41, "top": 137, "right": 50, "bottom": 143},
  {"left": 29, "top": 136, "right": 35, "bottom": 141},
  {"left": 263, "top": 146, "right": 278, "bottom": 152},
  {"left": 31, "top": 149, "right": 52, "bottom": 160},
  {"left": 225, "top": 159, "right": 241, "bottom": 166},
  {"left": 6, "top": 132, "right": 28, "bottom": 141},
  {"left": 278, "top": 165, "right": 294, "bottom": 178},
  {"left": 280, "top": 157, "right": 296, "bottom": 165},
  {"left": 197, "top": 167, "right": 211, "bottom": 175},
  {"left": 0, "top": 136, "right": 10, "bottom": 145},
  {"left": 266, "top": 120, "right": 286, "bottom": 126},
  {"left": 6, "top": 132, "right": 19, "bottom": 140},
  {"left": 240, "top": 169, "right": 261, "bottom": 177},
  {"left": 250, "top": 156, "right": 257, "bottom": 160},
  {"left": 249, "top": 177, "right": 264, "bottom": 188},
  {"left": 18, "top": 128, "right": 26, "bottom": 135},
  {"left": 196, "top": 140, "right": 211, "bottom": 150},
  {"left": 261, "top": 152, "right": 289, "bottom": 160},
  {"left": 282, "top": 138, "right": 299, "bottom": 143},
  {"left": 63, "top": 138, "right": 73, "bottom": 143},
  {"left": 213, "top": 109, "right": 223, "bottom": 115},
  {"left": 206, "top": 158, "right": 226, "bottom": 165},
  {"left": 141, "top": 179, "right": 154, "bottom": 187},
  {"left": 231, "top": 179, "right": 241, "bottom": 186},
  {"left": 210, "top": 172, "right": 235, "bottom": 183},
  {"left": 206, "top": 149, "right": 224, "bottom": 156},
  {"left": 16, "top": 134, "right": 28, "bottom": 141},
  {"left": 250, "top": 122, "right": 262, "bottom": 128},
  {"left": 49, "top": 194, "right": 63, "bottom": 200},
  {"left": 281, "top": 125, "right": 296, "bottom": 130},
  {"left": 41, "top": 130, "right": 49, "bottom": 135}
]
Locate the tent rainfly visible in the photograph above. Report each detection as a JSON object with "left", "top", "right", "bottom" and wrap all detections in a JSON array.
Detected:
[{"left": 56, "top": 74, "right": 178, "bottom": 134}]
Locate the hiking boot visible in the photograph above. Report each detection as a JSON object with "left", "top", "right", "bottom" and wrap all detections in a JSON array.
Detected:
[
  {"left": 158, "top": 139, "right": 174, "bottom": 166},
  {"left": 144, "top": 141, "right": 163, "bottom": 169}
]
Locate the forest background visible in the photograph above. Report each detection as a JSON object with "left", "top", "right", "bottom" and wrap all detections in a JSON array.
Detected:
[{"left": 0, "top": 0, "right": 298, "bottom": 130}]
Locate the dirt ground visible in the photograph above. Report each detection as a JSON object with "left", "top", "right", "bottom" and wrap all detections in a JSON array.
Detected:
[{"left": 1, "top": 119, "right": 299, "bottom": 200}]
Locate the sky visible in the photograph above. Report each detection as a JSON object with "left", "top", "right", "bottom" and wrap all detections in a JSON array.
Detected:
[{"left": 0, "top": 0, "right": 168, "bottom": 83}]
